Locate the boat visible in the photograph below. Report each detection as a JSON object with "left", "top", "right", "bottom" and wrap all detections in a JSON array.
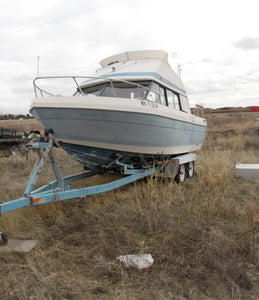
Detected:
[{"left": 30, "top": 50, "right": 207, "bottom": 173}]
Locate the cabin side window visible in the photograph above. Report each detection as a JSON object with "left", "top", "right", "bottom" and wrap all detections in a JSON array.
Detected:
[
  {"left": 179, "top": 95, "right": 191, "bottom": 113},
  {"left": 146, "top": 82, "right": 161, "bottom": 104},
  {"left": 166, "top": 89, "right": 180, "bottom": 110},
  {"left": 159, "top": 86, "right": 166, "bottom": 106}
]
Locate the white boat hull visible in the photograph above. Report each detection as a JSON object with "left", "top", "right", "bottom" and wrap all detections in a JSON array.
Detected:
[{"left": 30, "top": 96, "right": 206, "bottom": 172}]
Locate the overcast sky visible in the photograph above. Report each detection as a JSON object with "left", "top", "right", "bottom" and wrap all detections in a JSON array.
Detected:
[{"left": 0, "top": 0, "right": 258, "bottom": 114}]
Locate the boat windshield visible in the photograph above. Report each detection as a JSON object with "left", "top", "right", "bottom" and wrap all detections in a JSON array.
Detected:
[
  {"left": 100, "top": 81, "right": 150, "bottom": 99},
  {"left": 81, "top": 83, "right": 107, "bottom": 96},
  {"left": 81, "top": 81, "right": 151, "bottom": 99}
]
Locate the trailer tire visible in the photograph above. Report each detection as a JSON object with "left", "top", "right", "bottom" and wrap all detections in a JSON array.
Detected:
[
  {"left": 186, "top": 161, "right": 194, "bottom": 178},
  {"left": 175, "top": 164, "right": 186, "bottom": 183},
  {"left": 0, "top": 232, "right": 8, "bottom": 246}
]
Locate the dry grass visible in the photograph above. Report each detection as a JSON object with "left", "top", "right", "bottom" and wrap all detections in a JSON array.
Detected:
[
  {"left": 0, "top": 113, "right": 258, "bottom": 299},
  {"left": 0, "top": 119, "right": 44, "bottom": 135}
]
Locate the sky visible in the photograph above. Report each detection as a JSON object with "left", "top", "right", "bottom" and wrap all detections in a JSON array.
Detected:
[{"left": 0, "top": 0, "right": 258, "bottom": 114}]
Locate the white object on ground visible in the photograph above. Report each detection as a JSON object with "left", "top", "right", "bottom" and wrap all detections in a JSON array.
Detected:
[
  {"left": 116, "top": 254, "right": 154, "bottom": 270},
  {"left": 0, "top": 240, "right": 38, "bottom": 253}
]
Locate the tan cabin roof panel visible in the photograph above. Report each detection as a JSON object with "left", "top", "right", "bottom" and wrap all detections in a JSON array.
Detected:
[{"left": 100, "top": 50, "right": 168, "bottom": 67}]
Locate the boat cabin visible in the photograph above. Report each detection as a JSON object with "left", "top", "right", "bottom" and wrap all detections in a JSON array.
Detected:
[
  {"left": 79, "top": 50, "right": 191, "bottom": 113},
  {"left": 79, "top": 80, "right": 190, "bottom": 113}
]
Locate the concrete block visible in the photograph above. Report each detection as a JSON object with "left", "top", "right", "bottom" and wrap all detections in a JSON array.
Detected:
[{"left": 235, "top": 163, "right": 259, "bottom": 181}]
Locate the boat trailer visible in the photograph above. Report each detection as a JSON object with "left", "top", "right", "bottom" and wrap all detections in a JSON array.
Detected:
[{"left": 0, "top": 136, "right": 196, "bottom": 246}]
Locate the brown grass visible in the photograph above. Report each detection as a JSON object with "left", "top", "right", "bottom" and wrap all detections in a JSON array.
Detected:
[
  {"left": 0, "top": 113, "right": 258, "bottom": 299},
  {"left": 0, "top": 119, "right": 44, "bottom": 135}
]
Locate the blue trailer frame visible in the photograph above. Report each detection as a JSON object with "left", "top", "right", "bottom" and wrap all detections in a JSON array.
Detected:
[
  {"left": 0, "top": 137, "right": 162, "bottom": 216},
  {"left": 0, "top": 136, "right": 197, "bottom": 246}
]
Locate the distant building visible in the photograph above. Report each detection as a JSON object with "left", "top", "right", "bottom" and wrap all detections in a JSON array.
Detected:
[{"left": 249, "top": 107, "right": 259, "bottom": 112}]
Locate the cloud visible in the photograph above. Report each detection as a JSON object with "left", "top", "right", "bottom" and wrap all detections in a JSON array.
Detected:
[
  {"left": 201, "top": 57, "right": 213, "bottom": 63},
  {"left": 171, "top": 52, "right": 179, "bottom": 58},
  {"left": 1, "top": 0, "right": 259, "bottom": 112},
  {"left": 233, "top": 36, "right": 259, "bottom": 50}
]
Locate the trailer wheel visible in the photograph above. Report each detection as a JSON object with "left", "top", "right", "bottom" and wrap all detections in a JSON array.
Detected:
[
  {"left": 186, "top": 161, "right": 194, "bottom": 178},
  {"left": 0, "top": 232, "right": 8, "bottom": 246},
  {"left": 175, "top": 164, "right": 186, "bottom": 183}
]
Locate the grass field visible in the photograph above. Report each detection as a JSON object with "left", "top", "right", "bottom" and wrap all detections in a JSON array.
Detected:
[
  {"left": 0, "top": 119, "right": 44, "bottom": 135},
  {"left": 0, "top": 112, "right": 258, "bottom": 299}
]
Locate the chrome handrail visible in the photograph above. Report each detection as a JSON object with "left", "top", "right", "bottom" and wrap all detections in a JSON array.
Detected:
[{"left": 33, "top": 76, "right": 161, "bottom": 101}]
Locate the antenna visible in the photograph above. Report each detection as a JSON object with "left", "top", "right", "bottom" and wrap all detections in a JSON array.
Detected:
[
  {"left": 177, "top": 65, "right": 181, "bottom": 78},
  {"left": 37, "top": 56, "right": 40, "bottom": 77}
]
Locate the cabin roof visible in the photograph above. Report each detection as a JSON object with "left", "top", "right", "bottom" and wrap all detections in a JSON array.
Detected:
[
  {"left": 96, "top": 51, "right": 186, "bottom": 95},
  {"left": 80, "top": 50, "right": 186, "bottom": 95},
  {"left": 100, "top": 50, "right": 168, "bottom": 67}
]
